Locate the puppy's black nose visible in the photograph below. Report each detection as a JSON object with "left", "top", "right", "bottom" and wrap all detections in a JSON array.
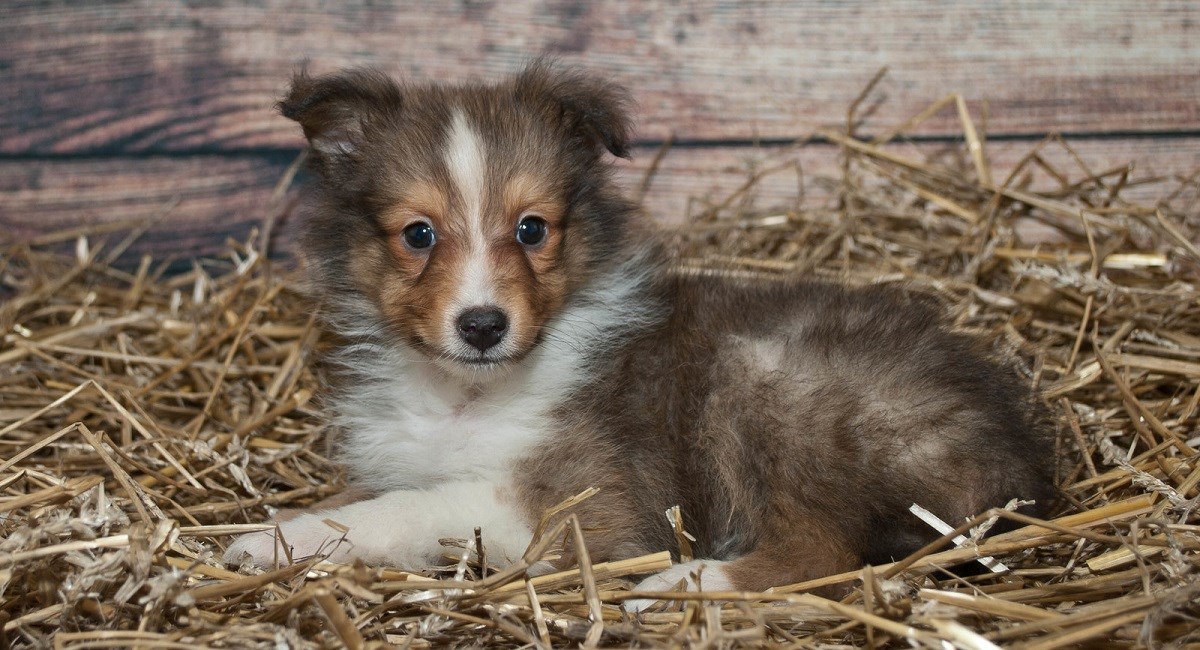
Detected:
[{"left": 457, "top": 307, "right": 508, "bottom": 352}]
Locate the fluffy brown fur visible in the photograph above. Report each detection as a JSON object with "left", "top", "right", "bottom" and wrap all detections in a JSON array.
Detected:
[{"left": 523, "top": 276, "right": 1056, "bottom": 588}]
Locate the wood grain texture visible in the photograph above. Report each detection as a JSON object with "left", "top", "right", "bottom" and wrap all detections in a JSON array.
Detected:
[
  {"left": 2, "top": 1, "right": 1198, "bottom": 155},
  {"left": 628, "top": 138, "right": 1200, "bottom": 224},
  {"left": 1, "top": 155, "right": 295, "bottom": 264},
  {"left": 5, "top": 138, "right": 1196, "bottom": 267}
]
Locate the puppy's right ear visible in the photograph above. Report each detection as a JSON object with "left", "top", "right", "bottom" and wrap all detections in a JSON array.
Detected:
[{"left": 279, "top": 68, "right": 402, "bottom": 171}]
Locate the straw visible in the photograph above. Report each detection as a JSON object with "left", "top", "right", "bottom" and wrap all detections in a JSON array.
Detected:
[{"left": 2, "top": 80, "right": 1198, "bottom": 646}]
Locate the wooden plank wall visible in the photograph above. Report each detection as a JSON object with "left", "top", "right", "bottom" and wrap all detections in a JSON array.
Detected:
[{"left": 2, "top": 1, "right": 1198, "bottom": 265}]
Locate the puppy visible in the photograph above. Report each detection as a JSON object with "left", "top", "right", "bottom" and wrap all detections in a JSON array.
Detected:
[{"left": 225, "top": 62, "right": 1056, "bottom": 605}]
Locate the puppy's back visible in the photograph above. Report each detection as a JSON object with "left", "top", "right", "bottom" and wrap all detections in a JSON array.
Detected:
[{"left": 574, "top": 275, "right": 1055, "bottom": 575}]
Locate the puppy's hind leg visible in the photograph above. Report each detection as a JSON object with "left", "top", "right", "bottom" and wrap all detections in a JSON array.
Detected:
[
  {"left": 625, "top": 521, "right": 861, "bottom": 612},
  {"left": 720, "top": 531, "right": 861, "bottom": 598},
  {"left": 624, "top": 558, "right": 736, "bottom": 613}
]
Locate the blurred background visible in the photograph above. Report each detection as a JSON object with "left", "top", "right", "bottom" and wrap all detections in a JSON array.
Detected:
[{"left": 2, "top": 1, "right": 1197, "bottom": 266}]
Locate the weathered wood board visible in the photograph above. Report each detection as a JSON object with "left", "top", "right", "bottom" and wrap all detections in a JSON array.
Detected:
[
  {"left": 3, "top": 1, "right": 1198, "bottom": 154},
  {"left": 1, "top": 1, "right": 1197, "bottom": 265},
  {"left": 5, "top": 137, "right": 1195, "bottom": 265}
]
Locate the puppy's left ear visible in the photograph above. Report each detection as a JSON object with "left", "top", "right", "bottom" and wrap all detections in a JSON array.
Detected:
[
  {"left": 279, "top": 67, "right": 403, "bottom": 171},
  {"left": 516, "top": 61, "right": 634, "bottom": 159}
]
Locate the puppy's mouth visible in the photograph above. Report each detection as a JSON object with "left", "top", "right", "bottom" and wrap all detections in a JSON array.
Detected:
[
  {"left": 439, "top": 346, "right": 531, "bottom": 370},
  {"left": 409, "top": 335, "right": 532, "bottom": 378},
  {"left": 452, "top": 354, "right": 510, "bottom": 367}
]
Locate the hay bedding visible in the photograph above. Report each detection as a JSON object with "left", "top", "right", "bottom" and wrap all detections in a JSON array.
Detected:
[{"left": 2, "top": 89, "right": 1200, "bottom": 649}]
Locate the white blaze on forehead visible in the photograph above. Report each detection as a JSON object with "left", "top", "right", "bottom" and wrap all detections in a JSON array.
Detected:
[
  {"left": 445, "top": 110, "right": 486, "bottom": 226},
  {"left": 444, "top": 109, "right": 494, "bottom": 313}
]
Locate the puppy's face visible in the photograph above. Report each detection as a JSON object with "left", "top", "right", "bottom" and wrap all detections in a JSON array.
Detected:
[{"left": 285, "top": 64, "right": 633, "bottom": 380}]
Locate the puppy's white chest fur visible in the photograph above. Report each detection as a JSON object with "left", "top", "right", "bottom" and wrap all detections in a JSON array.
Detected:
[
  {"left": 330, "top": 260, "right": 656, "bottom": 491},
  {"left": 335, "top": 353, "right": 562, "bottom": 489}
]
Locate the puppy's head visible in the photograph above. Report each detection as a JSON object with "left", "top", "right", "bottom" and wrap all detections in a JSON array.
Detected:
[{"left": 285, "top": 62, "right": 635, "bottom": 381}]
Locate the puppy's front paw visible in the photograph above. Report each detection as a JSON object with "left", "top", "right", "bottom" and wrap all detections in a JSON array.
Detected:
[
  {"left": 224, "top": 515, "right": 352, "bottom": 568},
  {"left": 624, "top": 559, "right": 734, "bottom": 613}
]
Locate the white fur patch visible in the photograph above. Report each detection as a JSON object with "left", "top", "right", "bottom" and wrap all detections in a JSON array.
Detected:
[
  {"left": 443, "top": 110, "right": 495, "bottom": 348},
  {"left": 333, "top": 341, "right": 548, "bottom": 488},
  {"left": 626, "top": 559, "right": 735, "bottom": 613},
  {"left": 224, "top": 481, "right": 533, "bottom": 569},
  {"left": 444, "top": 110, "right": 486, "bottom": 229},
  {"left": 733, "top": 335, "right": 788, "bottom": 374}
]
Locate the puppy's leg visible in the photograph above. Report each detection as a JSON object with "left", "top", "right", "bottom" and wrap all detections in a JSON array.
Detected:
[
  {"left": 624, "top": 558, "right": 736, "bottom": 612},
  {"left": 274, "top": 485, "right": 375, "bottom": 522},
  {"left": 720, "top": 534, "right": 859, "bottom": 597},
  {"left": 626, "top": 523, "right": 859, "bottom": 612},
  {"left": 224, "top": 480, "right": 532, "bottom": 570}
]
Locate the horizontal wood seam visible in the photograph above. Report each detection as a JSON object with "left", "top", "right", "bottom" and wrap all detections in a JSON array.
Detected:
[{"left": 4, "top": 128, "right": 1200, "bottom": 161}]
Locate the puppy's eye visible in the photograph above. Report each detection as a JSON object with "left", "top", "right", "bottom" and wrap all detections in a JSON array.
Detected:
[
  {"left": 516, "top": 216, "right": 548, "bottom": 247},
  {"left": 402, "top": 222, "right": 436, "bottom": 250}
]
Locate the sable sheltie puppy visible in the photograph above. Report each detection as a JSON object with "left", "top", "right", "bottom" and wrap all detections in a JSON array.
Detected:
[{"left": 225, "top": 62, "right": 1056, "bottom": 605}]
